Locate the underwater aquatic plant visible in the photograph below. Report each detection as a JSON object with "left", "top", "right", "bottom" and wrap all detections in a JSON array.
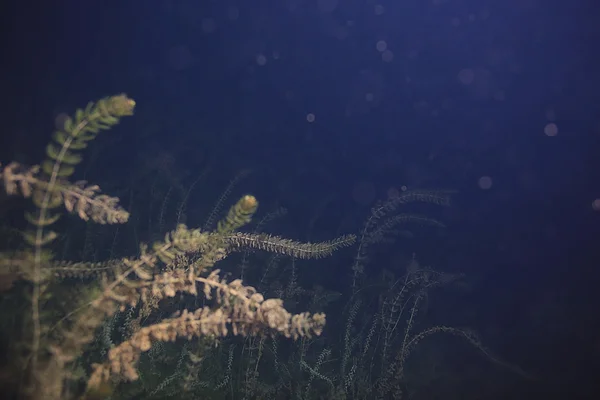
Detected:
[{"left": 0, "top": 94, "right": 356, "bottom": 400}]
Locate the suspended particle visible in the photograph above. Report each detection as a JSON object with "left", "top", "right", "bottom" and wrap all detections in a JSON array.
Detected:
[
  {"left": 306, "top": 113, "right": 315, "bottom": 122},
  {"left": 201, "top": 18, "right": 217, "bottom": 33},
  {"left": 376, "top": 40, "right": 387, "bottom": 52},
  {"left": 544, "top": 123, "right": 558, "bottom": 137},
  {"left": 458, "top": 68, "right": 475, "bottom": 85},
  {"left": 478, "top": 176, "right": 493, "bottom": 190},
  {"left": 54, "top": 112, "right": 70, "bottom": 130},
  {"left": 387, "top": 186, "right": 400, "bottom": 199},
  {"left": 256, "top": 54, "right": 267, "bottom": 66},
  {"left": 382, "top": 50, "right": 394, "bottom": 62},
  {"left": 493, "top": 90, "right": 505, "bottom": 101}
]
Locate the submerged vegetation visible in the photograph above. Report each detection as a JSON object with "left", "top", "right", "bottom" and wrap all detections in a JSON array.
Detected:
[{"left": 0, "top": 95, "right": 512, "bottom": 399}]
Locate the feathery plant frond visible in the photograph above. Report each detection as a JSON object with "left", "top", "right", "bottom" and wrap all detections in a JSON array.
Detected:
[
  {"left": 351, "top": 189, "right": 452, "bottom": 292},
  {"left": 217, "top": 194, "right": 259, "bottom": 234},
  {"left": 225, "top": 232, "right": 356, "bottom": 260},
  {"left": 42, "top": 95, "right": 135, "bottom": 179},
  {"left": 31, "top": 94, "right": 135, "bottom": 242},
  {"left": 0, "top": 163, "right": 129, "bottom": 227},
  {"left": 0, "top": 94, "right": 360, "bottom": 400},
  {"left": 20, "top": 94, "right": 135, "bottom": 379},
  {"left": 203, "top": 169, "right": 252, "bottom": 231}
]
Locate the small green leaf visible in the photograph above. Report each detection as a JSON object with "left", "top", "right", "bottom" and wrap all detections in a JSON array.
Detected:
[
  {"left": 85, "top": 101, "right": 94, "bottom": 115},
  {"left": 24, "top": 211, "right": 60, "bottom": 227},
  {"left": 79, "top": 133, "right": 98, "bottom": 142},
  {"left": 63, "top": 117, "right": 74, "bottom": 133},
  {"left": 75, "top": 109, "right": 84, "bottom": 124},
  {"left": 52, "top": 130, "right": 70, "bottom": 145},
  {"left": 69, "top": 139, "right": 88, "bottom": 150},
  {"left": 42, "top": 160, "right": 74, "bottom": 177},
  {"left": 60, "top": 150, "right": 82, "bottom": 165},
  {"left": 85, "top": 124, "right": 100, "bottom": 134},
  {"left": 22, "top": 230, "right": 58, "bottom": 246},
  {"left": 46, "top": 143, "right": 63, "bottom": 161}
]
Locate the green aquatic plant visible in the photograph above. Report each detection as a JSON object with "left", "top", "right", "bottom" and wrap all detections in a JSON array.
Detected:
[{"left": 0, "top": 94, "right": 356, "bottom": 400}]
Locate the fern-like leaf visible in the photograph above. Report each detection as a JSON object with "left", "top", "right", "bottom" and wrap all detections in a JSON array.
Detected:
[
  {"left": 225, "top": 232, "right": 356, "bottom": 259},
  {"left": 217, "top": 195, "right": 259, "bottom": 234}
]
